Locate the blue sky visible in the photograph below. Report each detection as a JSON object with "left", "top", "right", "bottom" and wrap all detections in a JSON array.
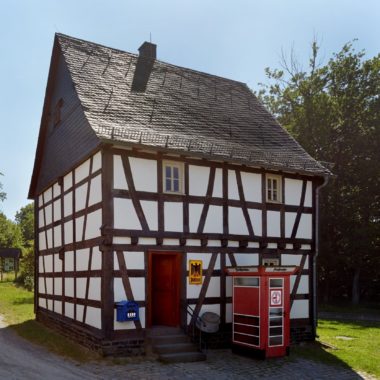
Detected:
[{"left": 0, "top": 0, "right": 379, "bottom": 220}]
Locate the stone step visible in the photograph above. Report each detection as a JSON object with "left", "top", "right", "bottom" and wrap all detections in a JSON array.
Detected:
[
  {"left": 151, "top": 334, "right": 190, "bottom": 346},
  {"left": 154, "top": 342, "right": 198, "bottom": 355},
  {"left": 159, "top": 351, "right": 207, "bottom": 363}
]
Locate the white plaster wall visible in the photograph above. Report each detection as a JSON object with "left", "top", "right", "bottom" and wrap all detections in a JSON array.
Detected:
[
  {"left": 114, "top": 277, "right": 145, "bottom": 301},
  {"left": 212, "top": 168, "right": 223, "bottom": 198},
  {"left": 187, "top": 239, "right": 201, "bottom": 246},
  {"left": 229, "top": 207, "right": 248, "bottom": 235},
  {"left": 38, "top": 195, "right": 43, "bottom": 208},
  {"left": 204, "top": 206, "right": 223, "bottom": 233},
  {"left": 113, "top": 155, "right": 129, "bottom": 190},
  {"left": 65, "top": 302, "right": 74, "bottom": 319},
  {"left": 38, "top": 277, "right": 45, "bottom": 293},
  {"left": 281, "top": 254, "right": 309, "bottom": 270},
  {"left": 85, "top": 307, "right": 101, "bottom": 329},
  {"left": 38, "top": 209, "right": 44, "bottom": 228},
  {"left": 164, "top": 202, "right": 183, "bottom": 232},
  {"left": 38, "top": 298, "right": 45, "bottom": 308},
  {"left": 85, "top": 209, "right": 102, "bottom": 240},
  {"left": 54, "top": 254, "right": 62, "bottom": 272},
  {"left": 47, "top": 299, "right": 53, "bottom": 311},
  {"left": 76, "top": 248, "right": 90, "bottom": 271},
  {"left": 76, "top": 278, "right": 87, "bottom": 298},
  {"left": 163, "top": 238, "right": 179, "bottom": 245},
  {"left": 38, "top": 256, "right": 44, "bottom": 273},
  {"left": 76, "top": 304, "right": 84, "bottom": 322},
  {"left": 89, "top": 175, "right": 102, "bottom": 206},
  {"left": 54, "top": 301, "right": 62, "bottom": 314},
  {"left": 76, "top": 216, "right": 84, "bottom": 241},
  {"left": 290, "top": 300, "right": 309, "bottom": 319},
  {"left": 129, "top": 157, "right": 157, "bottom": 192},
  {"left": 53, "top": 183, "right": 61, "bottom": 198},
  {"left": 189, "top": 165, "right": 210, "bottom": 196},
  {"left": 208, "top": 240, "right": 220, "bottom": 246},
  {"left": 114, "top": 308, "right": 146, "bottom": 330},
  {"left": 64, "top": 172, "right": 73, "bottom": 191},
  {"left": 290, "top": 275, "right": 309, "bottom": 294},
  {"left": 141, "top": 201, "right": 158, "bottom": 231},
  {"left": 139, "top": 237, "right": 156, "bottom": 245},
  {"left": 113, "top": 237, "right": 131, "bottom": 245},
  {"left": 65, "top": 278, "right": 74, "bottom": 297},
  {"left": 267, "top": 211, "right": 281, "bottom": 237},
  {"left": 304, "top": 181, "right": 313, "bottom": 207},
  {"left": 114, "top": 251, "right": 145, "bottom": 270},
  {"left": 189, "top": 203, "right": 203, "bottom": 233},
  {"left": 206, "top": 277, "right": 220, "bottom": 298},
  {"left": 114, "top": 278, "right": 127, "bottom": 301},
  {"left": 44, "top": 254, "right": 53, "bottom": 273},
  {"left": 45, "top": 204, "right": 52, "bottom": 226},
  {"left": 43, "top": 187, "right": 53, "bottom": 203},
  {"left": 234, "top": 253, "right": 259, "bottom": 266},
  {"left": 241, "top": 172, "right": 261, "bottom": 202},
  {"left": 114, "top": 198, "right": 141, "bottom": 229},
  {"left": 54, "top": 278, "right": 62, "bottom": 295},
  {"left": 130, "top": 278, "right": 145, "bottom": 301},
  {"left": 296, "top": 214, "right": 312, "bottom": 239},
  {"left": 65, "top": 251, "right": 74, "bottom": 271},
  {"left": 64, "top": 221, "right": 73, "bottom": 244},
  {"left": 64, "top": 192, "right": 73, "bottom": 217},
  {"left": 248, "top": 209, "right": 262, "bottom": 236},
  {"left": 39, "top": 232, "right": 46, "bottom": 251},
  {"left": 228, "top": 170, "right": 239, "bottom": 200},
  {"left": 91, "top": 247, "right": 102, "bottom": 270},
  {"left": 187, "top": 252, "right": 214, "bottom": 270},
  {"left": 46, "top": 228, "right": 53, "bottom": 249},
  {"left": 88, "top": 278, "right": 101, "bottom": 300},
  {"left": 75, "top": 183, "right": 88, "bottom": 212},
  {"left": 53, "top": 200, "right": 61, "bottom": 222},
  {"left": 75, "top": 158, "right": 91, "bottom": 184},
  {"left": 285, "top": 212, "right": 297, "bottom": 238},
  {"left": 92, "top": 151, "right": 102, "bottom": 172},
  {"left": 284, "top": 178, "right": 303, "bottom": 206}
]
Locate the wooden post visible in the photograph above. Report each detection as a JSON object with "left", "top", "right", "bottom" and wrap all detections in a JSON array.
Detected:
[{"left": 0, "top": 257, "right": 3, "bottom": 282}]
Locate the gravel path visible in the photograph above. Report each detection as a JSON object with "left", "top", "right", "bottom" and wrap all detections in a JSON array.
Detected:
[{"left": 0, "top": 315, "right": 371, "bottom": 380}]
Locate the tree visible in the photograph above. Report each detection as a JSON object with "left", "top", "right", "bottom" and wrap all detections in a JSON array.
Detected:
[
  {"left": 0, "top": 172, "right": 6, "bottom": 203},
  {"left": 258, "top": 41, "right": 380, "bottom": 304},
  {"left": 0, "top": 212, "right": 23, "bottom": 248},
  {"left": 15, "top": 203, "right": 34, "bottom": 247}
]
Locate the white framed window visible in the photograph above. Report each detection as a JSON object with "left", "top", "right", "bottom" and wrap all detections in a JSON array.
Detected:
[
  {"left": 266, "top": 174, "right": 282, "bottom": 203},
  {"left": 163, "top": 160, "right": 184, "bottom": 193}
]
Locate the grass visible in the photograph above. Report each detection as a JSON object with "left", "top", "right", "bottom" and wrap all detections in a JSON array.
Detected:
[
  {"left": 317, "top": 318, "right": 380, "bottom": 378},
  {"left": 0, "top": 281, "right": 100, "bottom": 362}
]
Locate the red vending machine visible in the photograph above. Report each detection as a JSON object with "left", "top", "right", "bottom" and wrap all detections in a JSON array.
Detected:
[{"left": 226, "top": 266, "right": 298, "bottom": 358}]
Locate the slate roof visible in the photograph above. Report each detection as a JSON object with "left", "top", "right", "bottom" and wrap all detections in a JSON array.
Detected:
[{"left": 57, "top": 34, "right": 329, "bottom": 176}]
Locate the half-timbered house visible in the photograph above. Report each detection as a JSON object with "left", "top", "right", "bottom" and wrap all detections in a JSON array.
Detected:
[{"left": 29, "top": 34, "right": 330, "bottom": 356}]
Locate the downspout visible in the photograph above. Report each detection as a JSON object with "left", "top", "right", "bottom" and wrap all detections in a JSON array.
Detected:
[{"left": 313, "top": 174, "right": 329, "bottom": 338}]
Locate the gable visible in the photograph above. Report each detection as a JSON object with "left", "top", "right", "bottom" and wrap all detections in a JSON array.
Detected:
[{"left": 29, "top": 39, "right": 100, "bottom": 197}]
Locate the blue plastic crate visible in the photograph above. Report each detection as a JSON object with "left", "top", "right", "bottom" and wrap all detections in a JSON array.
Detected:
[{"left": 116, "top": 300, "right": 139, "bottom": 322}]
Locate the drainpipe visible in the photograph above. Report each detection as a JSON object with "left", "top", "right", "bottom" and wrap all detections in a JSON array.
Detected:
[{"left": 313, "top": 174, "right": 329, "bottom": 338}]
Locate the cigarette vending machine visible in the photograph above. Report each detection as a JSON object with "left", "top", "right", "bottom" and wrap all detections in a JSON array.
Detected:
[{"left": 226, "top": 266, "right": 298, "bottom": 358}]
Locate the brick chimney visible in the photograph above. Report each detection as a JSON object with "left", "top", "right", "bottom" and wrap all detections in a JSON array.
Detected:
[{"left": 138, "top": 42, "right": 156, "bottom": 60}]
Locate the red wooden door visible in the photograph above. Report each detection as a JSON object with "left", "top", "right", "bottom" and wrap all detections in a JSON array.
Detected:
[{"left": 151, "top": 253, "right": 180, "bottom": 326}]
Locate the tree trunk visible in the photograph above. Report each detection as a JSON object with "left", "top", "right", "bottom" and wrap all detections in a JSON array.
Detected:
[{"left": 352, "top": 267, "right": 361, "bottom": 305}]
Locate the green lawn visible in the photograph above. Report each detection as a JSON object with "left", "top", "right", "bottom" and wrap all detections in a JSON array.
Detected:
[
  {"left": 317, "top": 318, "right": 380, "bottom": 378},
  {"left": 0, "top": 281, "right": 99, "bottom": 362}
]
